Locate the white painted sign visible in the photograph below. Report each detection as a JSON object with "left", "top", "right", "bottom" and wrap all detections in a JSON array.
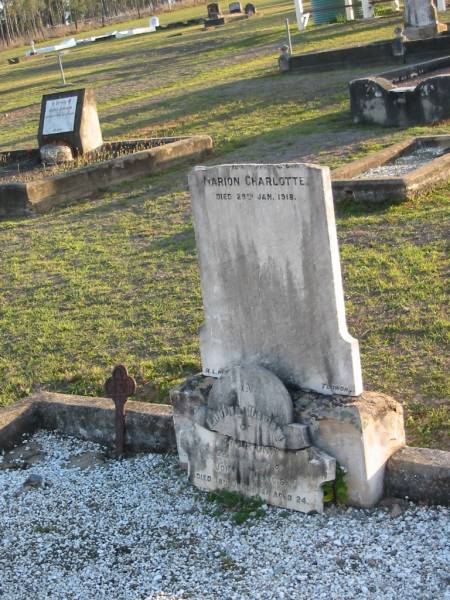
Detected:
[{"left": 42, "top": 96, "right": 78, "bottom": 135}]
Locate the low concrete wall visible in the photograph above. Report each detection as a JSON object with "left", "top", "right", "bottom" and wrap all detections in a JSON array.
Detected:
[
  {"left": 1, "top": 391, "right": 448, "bottom": 505},
  {"left": 288, "top": 31, "right": 450, "bottom": 71},
  {"left": 386, "top": 447, "right": 450, "bottom": 506},
  {"left": 0, "top": 392, "right": 176, "bottom": 453}
]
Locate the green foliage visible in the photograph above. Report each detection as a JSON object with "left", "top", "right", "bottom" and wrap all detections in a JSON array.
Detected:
[
  {"left": 206, "top": 490, "right": 266, "bottom": 525},
  {"left": 322, "top": 463, "right": 348, "bottom": 505},
  {"left": 334, "top": 13, "right": 347, "bottom": 24}
]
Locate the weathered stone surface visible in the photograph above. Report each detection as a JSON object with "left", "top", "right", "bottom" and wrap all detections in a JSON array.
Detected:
[
  {"left": 208, "top": 365, "right": 293, "bottom": 423},
  {"left": 404, "top": 0, "right": 440, "bottom": 39},
  {"left": 171, "top": 375, "right": 215, "bottom": 468},
  {"left": 40, "top": 143, "right": 74, "bottom": 164},
  {"left": 188, "top": 163, "right": 362, "bottom": 396},
  {"left": 174, "top": 366, "right": 332, "bottom": 512},
  {"left": 180, "top": 423, "right": 335, "bottom": 513},
  {"left": 386, "top": 446, "right": 450, "bottom": 505},
  {"left": 405, "top": 0, "right": 437, "bottom": 28},
  {"left": 38, "top": 88, "right": 103, "bottom": 155},
  {"left": 205, "top": 366, "right": 309, "bottom": 449},
  {"left": 296, "top": 390, "right": 405, "bottom": 507}
]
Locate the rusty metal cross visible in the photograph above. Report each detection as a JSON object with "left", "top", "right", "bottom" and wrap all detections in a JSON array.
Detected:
[{"left": 105, "top": 365, "right": 136, "bottom": 458}]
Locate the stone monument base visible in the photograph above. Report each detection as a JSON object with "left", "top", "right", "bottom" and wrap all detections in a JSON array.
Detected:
[
  {"left": 404, "top": 22, "right": 448, "bottom": 40},
  {"left": 171, "top": 375, "right": 405, "bottom": 510}
]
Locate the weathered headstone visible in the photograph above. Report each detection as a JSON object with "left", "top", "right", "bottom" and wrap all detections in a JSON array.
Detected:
[
  {"left": 171, "top": 161, "right": 405, "bottom": 511},
  {"left": 207, "top": 2, "right": 222, "bottom": 17},
  {"left": 38, "top": 88, "right": 103, "bottom": 157},
  {"left": 403, "top": 0, "right": 445, "bottom": 39},
  {"left": 180, "top": 365, "right": 335, "bottom": 513},
  {"left": 244, "top": 2, "right": 256, "bottom": 13},
  {"left": 229, "top": 1, "right": 242, "bottom": 12},
  {"left": 188, "top": 163, "right": 363, "bottom": 397}
]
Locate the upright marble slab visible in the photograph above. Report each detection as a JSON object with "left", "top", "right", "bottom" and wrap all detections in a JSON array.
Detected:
[{"left": 188, "top": 163, "right": 362, "bottom": 397}]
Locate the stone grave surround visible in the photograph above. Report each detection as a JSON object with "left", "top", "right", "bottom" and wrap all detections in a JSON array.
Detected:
[
  {"left": 171, "top": 163, "right": 405, "bottom": 514},
  {"left": 38, "top": 88, "right": 103, "bottom": 161}
]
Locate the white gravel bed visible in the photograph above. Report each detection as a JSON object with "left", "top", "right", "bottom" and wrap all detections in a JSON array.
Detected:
[
  {"left": 0, "top": 432, "right": 449, "bottom": 600},
  {"left": 357, "top": 146, "right": 448, "bottom": 179}
]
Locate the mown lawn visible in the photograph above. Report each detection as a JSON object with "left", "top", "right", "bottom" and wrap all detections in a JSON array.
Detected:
[{"left": 0, "top": 0, "right": 448, "bottom": 448}]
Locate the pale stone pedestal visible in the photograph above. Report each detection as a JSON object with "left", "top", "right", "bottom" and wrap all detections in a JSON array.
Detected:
[
  {"left": 295, "top": 391, "right": 405, "bottom": 507},
  {"left": 171, "top": 376, "right": 405, "bottom": 509},
  {"left": 404, "top": 21, "right": 448, "bottom": 39}
]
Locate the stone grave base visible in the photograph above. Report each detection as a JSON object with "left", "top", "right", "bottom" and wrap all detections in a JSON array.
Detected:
[
  {"left": 171, "top": 375, "right": 406, "bottom": 509},
  {"left": 181, "top": 423, "right": 335, "bottom": 513},
  {"left": 404, "top": 22, "right": 448, "bottom": 40}
]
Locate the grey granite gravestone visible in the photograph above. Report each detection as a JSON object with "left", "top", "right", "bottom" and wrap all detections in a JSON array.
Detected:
[
  {"left": 38, "top": 88, "right": 103, "bottom": 156},
  {"left": 403, "top": 0, "right": 445, "bottom": 39},
  {"left": 188, "top": 163, "right": 363, "bottom": 397},
  {"left": 179, "top": 365, "right": 335, "bottom": 513}
]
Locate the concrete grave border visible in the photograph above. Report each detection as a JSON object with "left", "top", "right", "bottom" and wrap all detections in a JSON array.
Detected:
[
  {"left": 0, "top": 392, "right": 176, "bottom": 454},
  {"left": 287, "top": 29, "right": 450, "bottom": 71},
  {"left": 331, "top": 135, "right": 450, "bottom": 203},
  {"left": 0, "top": 135, "right": 213, "bottom": 218},
  {"left": 1, "top": 389, "right": 447, "bottom": 506}
]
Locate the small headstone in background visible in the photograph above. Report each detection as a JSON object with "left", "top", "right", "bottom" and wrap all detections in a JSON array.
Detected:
[
  {"left": 149, "top": 16, "right": 160, "bottom": 28},
  {"left": 244, "top": 2, "right": 256, "bottom": 14},
  {"left": 38, "top": 88, "right": 103, "bottom": 158},
  {"left": 229, "top": 1, "right": 242, "bottom": 13},
  {"left": 207, "top": 2, "right": 222, "bottom": 18},
  {"left": 403, "top": 0, "right": 445, "bottom": 39}
]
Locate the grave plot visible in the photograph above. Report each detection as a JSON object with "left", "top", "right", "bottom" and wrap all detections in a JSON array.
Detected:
[
  {"left": 173, "top": 162, "right": 405, "bottom": 513},
  {"left": 0, "top": 88, "right": 212, "bottom": 218},
  {"left": 332, "top": 135, "right": 450, "bottom": 202},
  {"left": 349, "top": 55, "right": 450, "bottom": 126}
]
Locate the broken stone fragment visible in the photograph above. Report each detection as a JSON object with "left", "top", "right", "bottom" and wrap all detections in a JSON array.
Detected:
[{"left": 40, "top": 143, "right": 74, "bottom": 164}]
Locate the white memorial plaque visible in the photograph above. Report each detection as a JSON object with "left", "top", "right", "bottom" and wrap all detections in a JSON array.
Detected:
[{"left": 42, "top": 96, "right": 78, "bottom": 135}]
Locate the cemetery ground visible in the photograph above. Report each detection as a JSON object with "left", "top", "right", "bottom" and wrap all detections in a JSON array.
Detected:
[{"left": 0, "top": 0, "right": 449, "bottom": 454}]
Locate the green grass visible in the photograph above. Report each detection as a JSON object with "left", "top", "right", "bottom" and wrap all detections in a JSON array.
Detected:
[{"left": 0, "top": 0, "right": 449, "bottom": 449}]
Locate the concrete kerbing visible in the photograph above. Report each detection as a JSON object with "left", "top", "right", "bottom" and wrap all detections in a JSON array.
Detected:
[
  {"left": 0, "top": 392, "right": 176, "bottom": 453},
  {"left": 1, "top": 390, "right": 448, "bottom": 507},
  {"left": 0, "top": 135, "right": 213, "bottom": 218},
  {"left": 331, "top": 135, "right": 450, "bottom": 203},
  {"left": 386, "top": 446, "right": 450, "bottom": 506}
]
